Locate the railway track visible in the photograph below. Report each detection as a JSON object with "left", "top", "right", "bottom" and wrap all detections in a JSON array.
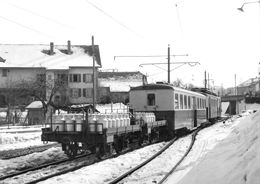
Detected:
[
  {"left": 0, "top": 153, "right": 95, "bottom": 183},
  {"left": 0, "top": 139, "right": 162, "bottom": 184},
  {"left": 108, "top": 127, "right": 201, "bottom": 184}
]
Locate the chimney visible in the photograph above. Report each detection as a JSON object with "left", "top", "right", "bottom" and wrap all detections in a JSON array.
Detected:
[
  {"left": 67, "top": 40, "right": 72, "bottom": 54},
  {"left": 50, "top": 42, "right": 54, "bottom": 55}
]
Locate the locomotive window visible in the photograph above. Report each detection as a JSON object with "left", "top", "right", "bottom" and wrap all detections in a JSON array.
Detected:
[
  {"left": 147, "top": 93, "right": 155, "bottom": 106},
  {"left": 174, "top": 94, "right": 179, "bottom": 109},
  {"left": 188, "top": 96, "right": 191, "bottom": 109},
  {"left": 180, "top": 94, "right": 183, "bottom": 109},
  {"left": 184, "top": 95, "right": 187, "bottom": 109}
]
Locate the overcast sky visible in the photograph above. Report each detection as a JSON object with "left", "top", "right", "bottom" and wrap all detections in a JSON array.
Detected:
[{"left": 0, "top": 0, "right": 259, "bottom": 88}]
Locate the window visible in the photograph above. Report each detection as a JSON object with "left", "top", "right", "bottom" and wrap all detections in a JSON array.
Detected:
[
  {"left": 37, "top": 74, "right": 45, "bottom": 83},
  {"left": 2, "top": 69, "right": 7, "bottom": 77},
  {"left": 47, "top": 74, "right": 52, "bottom": 80},
  {"left": 197, "top": 98, "right": 200, "bottom": 109},
  {"left": 180, "top": 94, "right": 183, "bottom": 109},
  {"left": 184, "top": 95, "right": 187, "bottom": 109},
  {"left": 174, "top": 93, "right": 179, "bottom": 109},
  {"left": 57, "top": 74, "right": 68, "bottom": 82},
  {"left": 83, "top": 88, "right": 93, "bottom": 98},
  {"left": 83, "top": 74, "right": 93, "bottom": 83},
  {"left": 69, "top": 74, "right": 81, "bottom": 82},
  {"left": 70, "top": 88, "right": 81, "bottom": 98},
  {"left": 147, "top": 93, "right": 155, "bottom": 106},
  {"left": 188, "top": 96, "right": 191, "bottom": 109}
]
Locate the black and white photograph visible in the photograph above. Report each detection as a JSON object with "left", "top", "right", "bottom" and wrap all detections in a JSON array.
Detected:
[{"left": 0, "top": 0, "right": 260, "bottom": 183}]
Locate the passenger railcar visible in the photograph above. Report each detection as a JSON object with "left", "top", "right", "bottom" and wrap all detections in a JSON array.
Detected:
[
  {"left": 129, "top": 84, "right": 207, "bottom": 133},
  {"left": 191, "top": 88, "right": 221, "bottom": 121}
]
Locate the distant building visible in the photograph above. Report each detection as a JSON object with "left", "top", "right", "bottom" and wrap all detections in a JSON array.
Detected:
[
  {"left": 0, "top": 41, "right": 101, "bottom": 107},
  {"left": 237, "top": 77, "right": 260, "bottom": 97},
  {"left": 98, "top": 71, "right": 147, "bottom": 103},
  {"left": 25, "top": 101, "right": 45, "bottom": 125}
]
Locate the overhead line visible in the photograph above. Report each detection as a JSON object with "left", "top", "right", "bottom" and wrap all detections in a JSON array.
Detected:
[
  {"left": 0, "top": 15, "right": 54, "bottom": 39},
  {"left": 84, "top": 0, "right": 141, "bottom": 37},
  {"left": 2, "top": 1, "right": 74, "bottom": 29}
]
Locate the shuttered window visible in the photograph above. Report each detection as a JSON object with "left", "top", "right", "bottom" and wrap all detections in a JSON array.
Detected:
[
  {"left": 83, "top": 74, "right": 93, "bottom": 83},
  {"left": 69, "top": 74, "right": 81, "bottom": 82}
]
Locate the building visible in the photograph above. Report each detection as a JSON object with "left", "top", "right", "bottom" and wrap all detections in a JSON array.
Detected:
[
  {"left": 98, "top": 71, "right": 147, "bottom": 103},
  {"left": 237, "top": 77, "right": 260, "bottom": 97},
  {"left": 0, "top": 41, "right": 101, "bottom": 107}
]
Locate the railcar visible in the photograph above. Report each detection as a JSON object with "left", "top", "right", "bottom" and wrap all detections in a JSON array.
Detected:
[
  {"left": 41, "top": 110, "right": 168, "bottom": 157},
  {"left": 129, "top": 84, "right": 208, "bottom": 133},
  {"left": 191, "top": 88, "right": 222, "bottom": 121}
]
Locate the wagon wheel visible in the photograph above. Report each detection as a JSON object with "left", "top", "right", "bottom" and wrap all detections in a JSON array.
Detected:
[
  {"left": 113, "top": 137, "right": 123, "bottom": 154},
  {"left": 64, "top": 142, "right": 78, "bottom": 158}
]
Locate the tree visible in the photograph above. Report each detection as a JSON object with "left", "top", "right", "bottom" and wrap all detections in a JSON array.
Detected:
[
  {"left": 17, "top": 71, "right": 69, "bottom": 121},
  {"left": 172, "top": 78, "right": 185, "bottom": 88}
]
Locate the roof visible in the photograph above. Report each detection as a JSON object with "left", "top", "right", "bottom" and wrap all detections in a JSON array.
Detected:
[
  {"left": 26, "top": 101, "right": 44, "bottom": 109},
  {"left": 99, "top": 71, "right": 145, "bottom": 79},
  {"left": 239, "top": 77, "right": 259, "bottom": 87},
  {"left": 130, "top": 84, "right": 206, "bottom": 97},
  {"left": 98, "top": 71, "right": 147, "bottom": 92},
  {"left": 0, "top": 44, "right": 101, "bottom": 69}
]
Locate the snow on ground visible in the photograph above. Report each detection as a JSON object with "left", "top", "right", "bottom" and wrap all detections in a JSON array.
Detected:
[
  {"left": 39, "top": 142, "right": 167, "bottom": 184},
  {"left": 0, "top": 126, "right": 44, "bottom": 151},
  {"left": 38, "top": 115, "right": 249, "bottom": 184},
  {"left": 0, "top": 147, "right": 66, "bottom": 177},
  {"left": 167, "top": 110, "right": 260, "bottom": 184},
  {"left": 1, "top": 106, "right": 260, "bottom": 184}
]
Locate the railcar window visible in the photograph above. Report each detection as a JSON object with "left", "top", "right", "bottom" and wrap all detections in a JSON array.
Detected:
[
  {"left": 174, "top": 94, "right": 179, "bottom": 109},
  {"left": 184, "top": 95, "right": 187, "bottom": 109},
  {"left": 180, "top": 94, "right": 183, "bottom": 109},
  {"left": 147, "top": 93, "right": 155, "bottom": 106},
  {"left": 188, "top": 96, "right": 191, "bottom": 109},
  {"left": 197, "top": 98, "right": 200, "bottom": 109}
]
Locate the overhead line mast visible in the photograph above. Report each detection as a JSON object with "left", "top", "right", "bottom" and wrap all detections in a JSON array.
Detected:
[{"left": 114, "top": 45, "right": 199, "bottom": 84}]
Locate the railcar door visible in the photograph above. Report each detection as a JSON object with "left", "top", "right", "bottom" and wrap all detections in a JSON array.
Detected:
[{"left": 192, "top": 96, "right": 197, "bottom": 127}]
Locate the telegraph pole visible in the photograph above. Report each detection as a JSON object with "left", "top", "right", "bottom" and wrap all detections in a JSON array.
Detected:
[
  {"left": 204, "top": 70, "right": 207, "bottom": 89},
  {"left": 168, "top": 44, "right": 170, "bottom": 83},
  {"left": 92, "top": 36, "right": 96, "bottom": 110}
]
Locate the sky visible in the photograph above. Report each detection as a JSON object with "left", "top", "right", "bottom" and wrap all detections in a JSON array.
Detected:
[{"left": 0, "top": 0, "right": 260, "bottom": 88}]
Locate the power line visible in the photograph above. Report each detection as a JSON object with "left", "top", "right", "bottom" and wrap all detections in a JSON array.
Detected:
[
  {"left": 0, "top": 15, "right": 54, "bottom": 39},
  {"left": 1, "top": 1, "right": 74, "bottom": 29},
  {"left": 84, "top": 0, "right": 141, "bottom": 37}
]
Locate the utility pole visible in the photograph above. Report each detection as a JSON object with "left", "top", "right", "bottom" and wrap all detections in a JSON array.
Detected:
[
  {"left": 204, "top": 70, "right": 207, "bottom": 89},
  {"left": 92, "top": 36, "right": 96, "bottom": 110},
  {"left": 168, "top": 44, "right": 170, "bottom": 83},
  {"left": 208, "top": 72, "right": 210, "bottom": 89}
]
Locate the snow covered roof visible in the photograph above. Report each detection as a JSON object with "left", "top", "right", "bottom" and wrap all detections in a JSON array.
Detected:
[
  {"left": 99, "top": 80, "right": 143, "bottom": 92},
  {"left": 0, "top": 44, "right": 101, "bottom": 69},
  {"left": 99, "top": 71, "right": 145, "bottom": 79},
  {"left": 239, "top": 77, "right": 259, "bottom": 87},
  {"left": 26, "top": 101, "right": 44, "bottom": 109},
  {"left": 99, "top": 71, "right": 146, "bottom": 92}
]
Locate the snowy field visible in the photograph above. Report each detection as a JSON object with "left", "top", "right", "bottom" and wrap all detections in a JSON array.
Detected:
[{"left": 0, "top": 106, "right": 259, "bottom": 183}]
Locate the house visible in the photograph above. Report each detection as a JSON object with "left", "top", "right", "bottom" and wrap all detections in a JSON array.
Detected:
[
  {"left": 25, "top": 101, "right": 45, "bottom": 125},
  {"left": 0, "top": 41, "right": 101, "bottom": 107},
  {"left": 237, "top": 77, "right": 260, "bottom": 96},
  {"left": 98, "top": 71, "right": 147, "bottom": 103}
]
